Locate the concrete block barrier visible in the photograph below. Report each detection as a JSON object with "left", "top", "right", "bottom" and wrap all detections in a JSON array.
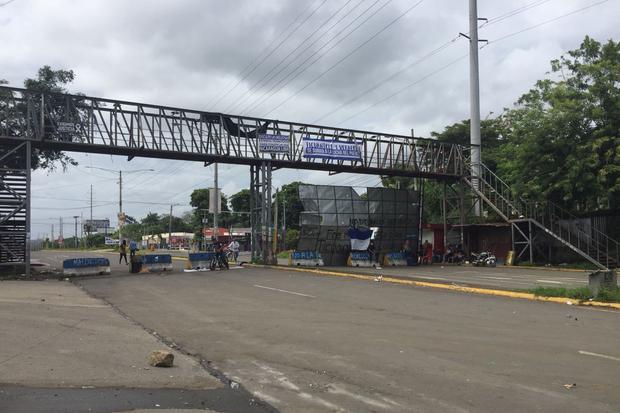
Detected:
[
  {"left": 383, "top": 252, "right": 407, "bottom": 266},
  {"left": 63, "top": 257, "right": 111, "bottom": 276},
  {"left": 187, "top": 252, "right": 215, "bottom": 270},
  {"left": 141, "top": 254, "right": 173, "bottom": 272},
  {"left": 348, "top": 251, "right": 376, "bottom": 267},
  {"left": 290, "top": 251, "right": 324, "bottom": 267}
]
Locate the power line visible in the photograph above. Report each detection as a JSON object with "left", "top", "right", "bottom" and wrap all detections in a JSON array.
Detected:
[
  {"left": 481, "top": 0, "right": 554, "bottom": 28},
  {"left": 240, "top": 0, "right": 389, "bottom": 116},
  {"left": 260, "top": 0, "right": 427, "bottom": 117},
  {"left": 312, "top": 0, "right": 559, "bottom": 124},
  {"left": 313, "top": 36, "right": 461, "bottom": 123},
  {"left": 485, "top": 0, "right": 610, "bottom": 46},
  {"left": 335, "top": 53, "right": 468, "bottom": 126},
  {"left": 209, "top": 0, "right": 330, "bottom": 110},
  {"left": 334, "top": 0, "right": 611, "bottom": 126},
  {"left": 205, "top": 1, "right": 320, "bottom": 109},
  {"left": 225, "top": 0, "right": 364, "bottom": 114}
]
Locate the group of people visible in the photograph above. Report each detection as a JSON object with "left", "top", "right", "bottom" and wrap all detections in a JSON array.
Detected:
[
  {"left": 118, "top": 239, "right": 138, "bottom": 265},
  {"left": 419, "top": 241, "right": 465, "bottom": 264}
]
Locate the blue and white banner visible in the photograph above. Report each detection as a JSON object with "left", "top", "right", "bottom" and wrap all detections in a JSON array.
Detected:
[
  {"left": 258, "top": 134, "right": 290, "bottom": 153},
  {"left": 348, "top": 228, "right": 373, "bottom": 251},
  {"left": 302, "top": 138, "right": 362, "bottom": 161}
]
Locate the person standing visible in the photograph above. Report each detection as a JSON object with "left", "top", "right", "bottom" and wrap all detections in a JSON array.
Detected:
[
  {"left": 228, "top": 239, "right": 240, "bottom": 262},
  {"left": 119, "top": 239, "right": 128, "bottom": 265},
  {"left": 129, "top": 239, "right": 138, "bottom": 259}
]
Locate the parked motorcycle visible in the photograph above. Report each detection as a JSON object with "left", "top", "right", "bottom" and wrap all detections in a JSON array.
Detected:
[{"left": 471, "top": 251, "right": 497, "bottom": 267}]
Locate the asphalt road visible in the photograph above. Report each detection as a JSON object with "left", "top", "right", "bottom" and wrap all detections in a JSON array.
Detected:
[
  {"left": 325, "top": 264, "right": 590, "bottom": 290},
  {"left": 34, "top": 249, "right": 588, "bottom": 291},
  {"left": 75, "top": 266, "right": 620, "bottom": 412}
]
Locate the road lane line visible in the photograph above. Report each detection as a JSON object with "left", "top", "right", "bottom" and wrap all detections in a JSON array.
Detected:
[
  {"left": 410, "top": 275, "right": 446, "bottom": 280},
  {"left": 578, "top": 351, "right": 620, "bottom": 362},
  {"left": 246, "top": 264, "right": 620, "bottom": 310},
  {"left": 480, "top": 276, "right": 512, "bottom": 280},
  {"left": 536, "top": 279, "right": 563, "bottom": 284},
  {"left": 253, "top": 285, "right": 316, "bottom": 298}
]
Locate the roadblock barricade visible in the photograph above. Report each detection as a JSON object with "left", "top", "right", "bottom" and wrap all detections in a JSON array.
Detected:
[
  {"left": 348, "top": 251, "right": 375, "bottom": 267},
  {"left": 141, "top": 254, "right": 173, "bottom": 272},
  {"left": 63, "top": 257, "right": 110, "bottom": 276},
  {"left": 187, "top": 252, "right": 215, "bottom": 270},
  {"left": 290, "top": 251, "right": 324, "bottom": 267},
  {"left": 383, "top": 252, "right": 407, "bottom": 266}
]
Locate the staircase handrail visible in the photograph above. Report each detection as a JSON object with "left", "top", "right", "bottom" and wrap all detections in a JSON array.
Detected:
[{"left": 522, "top": 199, "right": 620, "bottom": 253}]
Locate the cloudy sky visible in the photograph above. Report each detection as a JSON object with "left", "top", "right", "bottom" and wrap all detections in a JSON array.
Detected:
[{"left": 1, "top": 0, "right": 618, "bottom": 239}]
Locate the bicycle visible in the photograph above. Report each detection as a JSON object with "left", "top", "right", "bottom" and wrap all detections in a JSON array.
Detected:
[{"left": 209, "top": 251, "right": 229, "bottom": 271}]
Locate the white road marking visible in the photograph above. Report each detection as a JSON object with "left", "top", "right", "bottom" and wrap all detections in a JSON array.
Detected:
[
  {"left": 412, "top": 275, "right": 446, "bottom": 280},
  {"left": 536, "top": 279, "right": 563, "bottom": 284},
  {"left": 253, "top": 285, "right": 316, "bottom": 298},
  {"left": 578, "top": 351, "right": 620, "bottom": 362},
  {"left": 480, "top": 276, "right": 512, "bottom": 280}
]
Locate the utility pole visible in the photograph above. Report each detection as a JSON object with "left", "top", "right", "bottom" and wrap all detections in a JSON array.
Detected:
[
  {"left": 51, "top": 224, "right": 54, "bottom": 247},
  {"left": 282, "top": 198, "right": 286, "bottom": 251},
  {"left": 202, "top": 209, "right": 208, "bottom": 250},
  {"left": 168, "top": 204, "right": 173, "bottom": 250},
  {"left": 272, "top": 189, "right": 279, "bottom": 253},
  {"left": 84, "top": 167, "right": 154, "bottom": 241},
  {"left": 213, "top": 163, "right": 219, "bottom": 239},
  {"left": 119, "top": 170, "right": 123, "bottom": 240},
  {"left": 80, "top": 212, "right": 83, "bottom": 248},
  {"left": 59, "top": 217, "right": 63, "bottom": 248},
  {"left": 73, "top": 215, "right": 79, "bottom": 248},
  {"left": 89, "top": 184, "right": 93, "bottom": 242},
  {"left": 469, "top": 0, "right": 482, "bottom": 216}
]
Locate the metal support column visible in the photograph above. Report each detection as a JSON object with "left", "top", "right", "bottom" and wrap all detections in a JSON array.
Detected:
[{"left": 250, "top": 161, "right": 273, "bottom": 264}]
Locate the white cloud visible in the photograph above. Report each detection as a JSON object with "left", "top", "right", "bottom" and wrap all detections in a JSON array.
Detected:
[{"left": 1, "top": 0, "right": 618, "bottom": 237}]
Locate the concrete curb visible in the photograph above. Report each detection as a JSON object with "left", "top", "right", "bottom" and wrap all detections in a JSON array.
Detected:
[
  {"left": 246, "top": 264, "right": 620, "bottom": 311},
  {"left": 501, "top": 265, "right": 587, "bottom": 273}
]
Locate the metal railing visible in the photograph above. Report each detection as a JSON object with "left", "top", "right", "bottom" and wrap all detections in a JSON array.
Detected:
[
  {"left": 0, "top": 86, "right": 468, "bottom": 179},
  {"left": 469, "top": 162, "right": 618, "bottom": 269}
]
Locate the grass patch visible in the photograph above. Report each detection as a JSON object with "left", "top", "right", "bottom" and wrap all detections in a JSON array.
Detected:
[
  {"left": 277, "top": 250, "right": 291, "bottom": 259},
  {"left": 596, "top": 287, "right": 620, "bottom": 302},
  {"left": 530, "top": 286, "right": 620, "bottom": 303},
  {"left": 515, "top": 262, "right": 597, "bottom": 271}
]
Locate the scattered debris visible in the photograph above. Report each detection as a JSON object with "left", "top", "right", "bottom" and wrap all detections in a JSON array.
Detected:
[
  {"left": 373, "top": 275, "right": 383, "bottom": 282},
  {"left": 230, "top": 381, "right": 240, "bottom": 389},
  {"left": 148, "top": 350, "right": 174, "bottom": 367},
  {"left": 564, "top": 383, "right": 577, "bottom": 390}
]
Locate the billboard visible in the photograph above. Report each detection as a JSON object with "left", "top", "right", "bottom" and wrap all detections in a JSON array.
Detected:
[
  {"left": 84, "top": 219, "right": 111, "bottom": 233},
  {"left": 302, "top": 138, "right": 362, "bottom": 161},
  {"left": 258, "top": 134, "right": 290, "bottom": 153}
]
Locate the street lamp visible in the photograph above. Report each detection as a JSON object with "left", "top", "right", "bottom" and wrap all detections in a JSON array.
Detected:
[{"left": 85, "top": 166, "right": 154, "bottom": 240}]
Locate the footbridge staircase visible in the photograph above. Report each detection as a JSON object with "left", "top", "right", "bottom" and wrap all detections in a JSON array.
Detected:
[{"left": 463, "top": 163, "right": 619, "bottom": 271}]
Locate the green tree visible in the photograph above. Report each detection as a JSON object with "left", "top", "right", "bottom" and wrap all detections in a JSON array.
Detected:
[
  {"left": 189, "top": 188, "right": 232, "bottom": 238},
  {"left": 230, "top": 189, "right": 251, "bottom": 214},
  {"left": 499, "top": 36, "right": 620, "bottom": 211},
  {"left": 431, "top": 118, "right": 505, "bottom": 171},
  {"left": 275, "top": 182, "right": 305, "bottom": 230},
  {"left": 23, "top": 66, "right": 79, "bottom": 170}
]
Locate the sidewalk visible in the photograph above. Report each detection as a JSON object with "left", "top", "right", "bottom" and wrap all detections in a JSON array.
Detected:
[{"left": 0, "top": 280, "right": 221, "bottom": 389}]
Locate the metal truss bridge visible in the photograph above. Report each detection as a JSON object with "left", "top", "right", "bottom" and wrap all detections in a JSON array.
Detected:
[
  {"left": 0, "top": 86, "right": 468, "bottom": 272},
  {"left": 2, "top": 86, "right": 616, "bottom": 274}
]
